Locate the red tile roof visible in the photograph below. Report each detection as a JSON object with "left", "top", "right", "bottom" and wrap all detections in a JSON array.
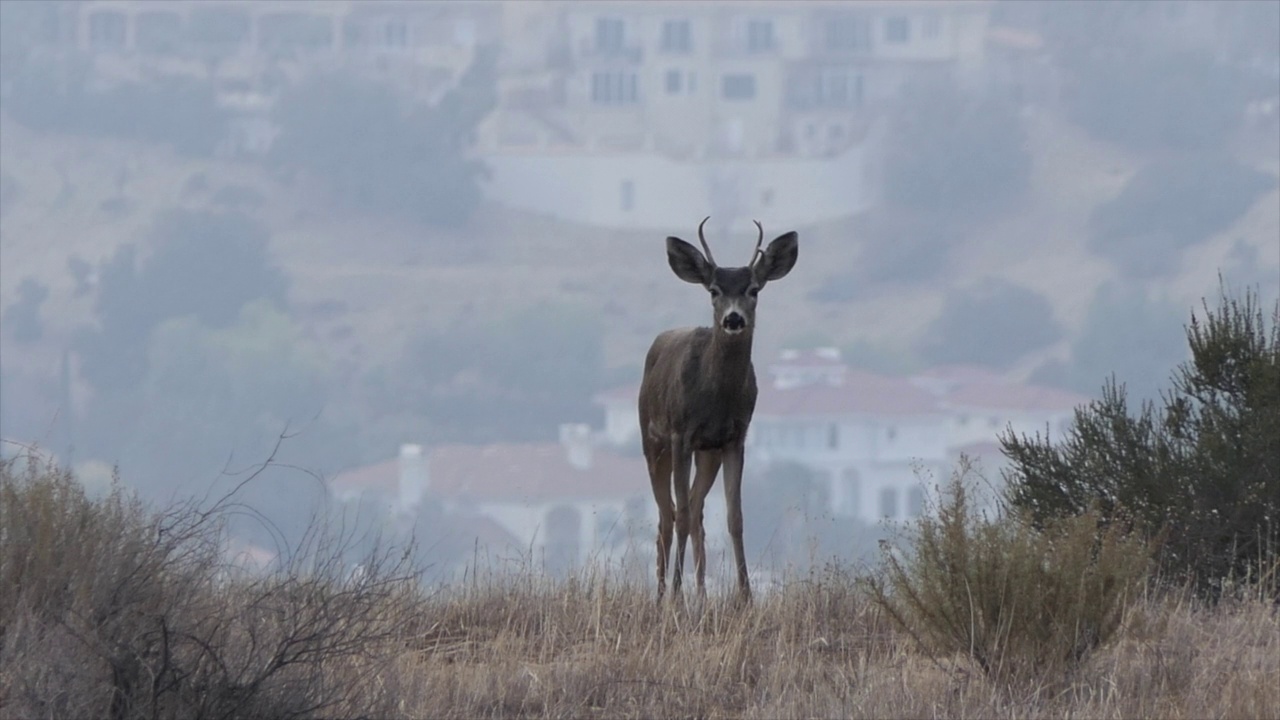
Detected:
[
  {"left": 430, "top": 443, "right": 643, "bottom": 502},
  {"left": 943, "top": 382, "right": 1088, "bottom": 413},
  {"left": 756, "top": 369, "right": 943, "bottom": 417},
  {"left": 331, "top": 458, "right": 399, "bottom": 497},
  {"left": 594, "top": 385, "right": 639, "bottom": 403},
  {"left": 331, "top": 443, "right": 646, "bottom": 504}
]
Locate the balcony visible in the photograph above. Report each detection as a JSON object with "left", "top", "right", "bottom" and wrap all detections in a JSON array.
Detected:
[{"left": 576, "top": 38, "right": 643, "bottom": 64}]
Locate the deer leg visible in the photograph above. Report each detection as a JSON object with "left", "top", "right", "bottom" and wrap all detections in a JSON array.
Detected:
[
  {"left": 690, "top": 450, "right": 721, "bottom": 599},
  {"left": 647, "top": 444, "right": 674, "bottom": 600},
  {"left": 722, "top": 442, "right": 752, "bottom": 605},
  {"left": 670, "top": 438, "right": 693, "bottom": 596}
]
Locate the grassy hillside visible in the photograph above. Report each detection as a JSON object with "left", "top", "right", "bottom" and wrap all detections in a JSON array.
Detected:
[{"left": 2, "top": 103, "right": 1276, "bottom": 386}]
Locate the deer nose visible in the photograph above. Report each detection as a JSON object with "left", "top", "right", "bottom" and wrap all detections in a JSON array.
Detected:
[{"left": 723, "top": 312, "right": 746, "bottom": 331}]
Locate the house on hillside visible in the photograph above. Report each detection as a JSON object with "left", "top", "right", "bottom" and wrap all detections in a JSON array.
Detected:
[
  {"left": 589, "top": 349, "right": 1089, "bottom": 528},
  {"left": 478, "top": 0, "right": 997, "bottom": 230},
  {"left": 330, "top": 426, "right": 652, "bottom": 575}
]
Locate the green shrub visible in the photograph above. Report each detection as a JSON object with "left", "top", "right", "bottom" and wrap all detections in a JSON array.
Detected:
[
  {"left": 1002, "top": 284, "right": 1280, "bottom": 600},
  {"left": 867, "top": 461, "right": 1152, "bottom": 683}
]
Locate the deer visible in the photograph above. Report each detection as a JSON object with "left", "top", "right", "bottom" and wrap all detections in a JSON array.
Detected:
[{"left": 637, "top": 216, "right": 798, "bottom": 605}]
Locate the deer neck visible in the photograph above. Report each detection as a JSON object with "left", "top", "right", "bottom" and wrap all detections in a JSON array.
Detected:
[{"left": 703, "top": 328, "right": 754, "bottom": 391}]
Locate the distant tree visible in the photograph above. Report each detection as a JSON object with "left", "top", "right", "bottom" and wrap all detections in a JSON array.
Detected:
[
  {"left": 1032, "top": 282, "right": 1187, "bottom": 405},
  {"left": 1089, "top": 154, "right": 1274, "bottom": 277},
  {"left": 1067, "top": 50, "right": 1251, "bottom": 153},
  {"left": 917, "top": 279, "right": 1063, "bottom": 370},
  {"left": 270, "top": 47, "right": 498, "bottom": 229},
  {"left": 2, "top": 276, "right": 49, "bottom": 343},
  {"left": 395, "top": 301, "right": 606, "bottom": 443},
  {"left": 2, "top": 61, "right": 228, "bottom": 157},
  {"left": 76, "top": 209, "right": 289, "bottom": 390},
  {"left": 884, "top": 73, "right": 1031, "bottom": 224},
  {"left": 114, "top": 301, "right": 356, "bottom": 541}
]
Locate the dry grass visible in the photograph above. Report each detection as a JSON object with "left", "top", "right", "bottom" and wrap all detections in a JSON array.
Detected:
[
  {"left": 389, "top": 572, "right": 1278, "bottom": 720},
  {"left": 3, "top": 453, "right": 1276, "bottom": 720}
]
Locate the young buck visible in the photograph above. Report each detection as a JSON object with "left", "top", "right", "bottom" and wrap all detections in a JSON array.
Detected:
[{"left": 638, "top": 217, "right": 799, "bottom": 604}]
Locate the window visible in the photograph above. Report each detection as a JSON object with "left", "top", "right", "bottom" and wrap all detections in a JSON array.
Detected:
[
  {"left": 879, "top": 487, "right": 899, "bottom": 519},
  {"left": 746, "top": 19, "right": 774, "bottom": 53},
  {"left": 907, "top": 485, "right": 926, "bottom": 517},
  {"left": 825, "top": 14, "right": 870, "bottom": 52},
  {"left": 595, "top": 17, "right": 625, "bottom": 52},
  {"left": 827, "top": 424, "right": 839, "bottom": 450},
  {"left": 806, "top": 67, "right": 863, "bottom": 109},
  {"left": 722, "top": 73, "right": 756, "bottom": 100},
  {"left": 885, "top": 16, "right": 910, "bottom": 44},
  {"left": 620, "top": 180, "right": 635, "bottom": 211},
  {"left": 189, "top": 8, "right": 251, "bottom": 45},
  {"left": 591, "top": 71, "right": 639, "bottom": 105},
  {"left": 136, "top": 11, "right": 182, "bottom": 54},
  {"left": 661, "top": 19, "right": 692, "bottom": 53},
  {"left": 88, "top": 11, "right": 127, "bottom": 49},
  {"left": 923, "top": 12, "right": 942, "bottom": 39},
  {"left": 596, "top": 507, "right": 622, "bottom": 547},
  {"left": 665, "top": 69, "right": 683, "bottom": 94},
  {"left": 384, "top": 18, "right": 408, "bottom": 48},
  {"left": 842, "top": 469, "right": 861, "bottom": 516}
]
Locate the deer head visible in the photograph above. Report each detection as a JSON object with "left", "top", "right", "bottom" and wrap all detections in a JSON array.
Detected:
[{"left": 665, "top": 216, "right": 799, "bottom": 336}]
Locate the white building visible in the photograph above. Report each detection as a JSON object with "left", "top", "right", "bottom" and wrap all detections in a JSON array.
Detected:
[
  {"left": 591, "top": 349, "right": 1089, "bottom": 526},
  {"left": 478, "top": 0, "right": 996, "bottom": 230}
]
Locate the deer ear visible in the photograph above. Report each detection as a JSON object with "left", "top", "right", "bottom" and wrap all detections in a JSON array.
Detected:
[
  {"left": 755, "top": 232, "right": 798, "bottom": 284},
  {"left": 666, "top": 237, "right": 712, "bottom": 286}
]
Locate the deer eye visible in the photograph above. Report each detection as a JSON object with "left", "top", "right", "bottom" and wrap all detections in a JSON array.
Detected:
[
  {"left": 747, "top": 286, "right": 760, "bottom": 298},
  {"left": 709, "top": 286, "right": 722, "bottom": 299}
]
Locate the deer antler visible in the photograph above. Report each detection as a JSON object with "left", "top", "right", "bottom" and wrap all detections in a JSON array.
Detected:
[
  {"left": 697, "top": 216, "right": 716, "bottom": 266},
  {"left": 748, "top": 220, "right": 764, "bottom": 269}
]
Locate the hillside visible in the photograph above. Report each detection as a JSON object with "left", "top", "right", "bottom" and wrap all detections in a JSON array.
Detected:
[{"left": 2, "top": 102, "right": 1277, "bottom": 389}]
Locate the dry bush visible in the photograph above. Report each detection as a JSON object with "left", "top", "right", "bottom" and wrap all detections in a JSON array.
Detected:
[
  {"left": 866, "top": 460, "right": 1154, "bottom": 684},
  {"left": 4, "top": 450, "right": 1275, "bottom": 719},
  {"left": 0, "top": 450, "right": 420, "bottom": 720}
]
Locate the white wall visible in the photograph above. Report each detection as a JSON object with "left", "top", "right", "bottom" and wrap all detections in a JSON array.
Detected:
[{"left": 480, "top": 144, "right": 869, "bottom": 231}]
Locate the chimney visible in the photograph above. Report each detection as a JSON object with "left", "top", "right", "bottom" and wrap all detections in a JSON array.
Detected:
[
  {"left": 558, "top": 423, "right": 594, "bottom": 470},
  {"left": 398, "top": 444, "right": 429, "bottom": 510}
]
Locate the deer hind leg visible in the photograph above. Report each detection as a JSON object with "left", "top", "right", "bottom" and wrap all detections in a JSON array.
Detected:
[
  {"left": 646, "top": 443, "right": 674, "bottom": 600},
  {"left": 721, "top": 441, "right": 752, "bottom": 605},
  {"left": 690, "top": 450, "right": 722, "bottom": 599},
  {"left": 670, "top": 437, "right": 693, "bottom": 596}
]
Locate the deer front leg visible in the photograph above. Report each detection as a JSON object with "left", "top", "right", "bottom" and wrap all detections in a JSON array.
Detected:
[
  {"left": 670, "top": 437, "right": 693, "bottom": 596},
  {"left": 647, "top": 444, "right": 674, "bottom": 601},
  {"left": 722, "top": 441, "right": 752, "bottom": 605},
  {"left": 690, "top": 450, "right": 721, "bottom": 599}
]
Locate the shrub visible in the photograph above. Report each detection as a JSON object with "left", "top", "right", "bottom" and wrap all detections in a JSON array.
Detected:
[
  {"left": 1032, "top": 282, "right": 1188, "bottom": 404},
  {"left": 1089, "top": 154, "right": 1274, "bottom": 277},
  {"left": 270, "top": 47, "right": 497, "bottom": 229},
  {"left": 1002, "top": 284, "right": 1280, "bottom": 599},
  {"left": 1, "top": 276, "right": 48, "bottom": 343},
  {"left": 0, "top": 451, "right": 419, "bottom": 720},
  {"left": 884, "top": 73, "right": 1031, "bottom": 224},
  {"left": 867, "top": 461, "right": 1152, "bottom": 684},
  {"left": 1067, "top": 50, "right": 1250, "bottom": 153},
  {"left": 2, "top": 63, "right": 229, "bottom": 157},
  {"left": 916, "top": 278, "right": 1063, "bottom": 370}
]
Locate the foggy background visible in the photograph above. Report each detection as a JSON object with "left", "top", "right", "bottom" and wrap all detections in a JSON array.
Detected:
[{"left": 1, "top": 0, "right": 1277, "bottom": 584}]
